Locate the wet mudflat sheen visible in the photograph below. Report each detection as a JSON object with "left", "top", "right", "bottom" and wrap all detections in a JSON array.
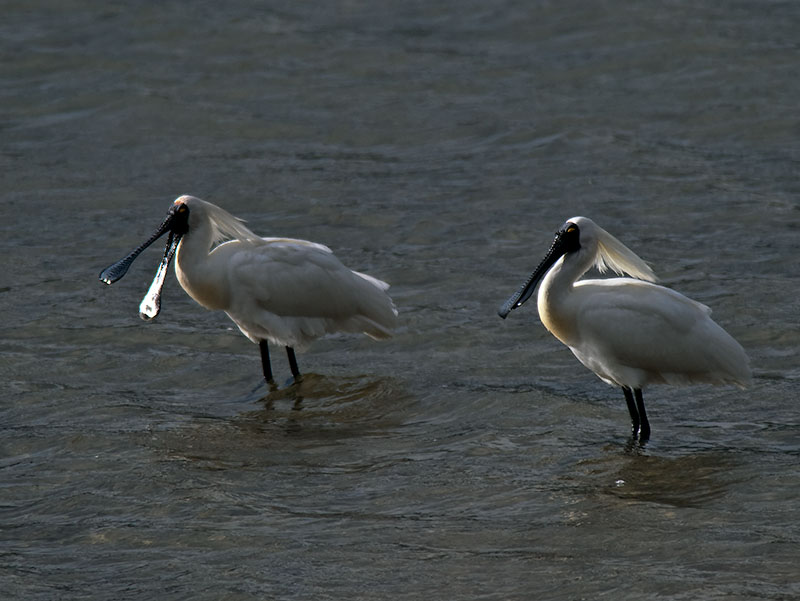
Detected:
[{"left": 2, "top": 1, "right": 799, "bottom": 599}]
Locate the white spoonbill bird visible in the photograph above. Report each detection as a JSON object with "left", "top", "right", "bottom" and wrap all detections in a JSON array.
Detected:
[
  {"left": 99, "top": 195, "right": 398, "bottom": 384},
  {"left": 498, "top": 216, "right": 750, "bottom": 441}
]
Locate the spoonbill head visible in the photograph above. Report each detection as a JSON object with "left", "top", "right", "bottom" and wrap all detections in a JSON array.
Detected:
[
  {"left": 100, "top": 195, "right": 398, "bottom": 385},
  {"left": 499, "top": 216, "right": 751, "bottom": 441}
]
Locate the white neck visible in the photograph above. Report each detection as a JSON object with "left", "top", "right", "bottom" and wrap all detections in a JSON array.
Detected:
[
  {"left": 174, "top": 220, "right": 230, "bottom": 310},
  {"left": 536, "top": 243, "right": 595, "bottom": 345}
]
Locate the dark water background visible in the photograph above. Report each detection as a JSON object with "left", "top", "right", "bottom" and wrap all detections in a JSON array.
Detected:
[{"left": 2, "top": 1, "right": 799, "bottom": 599}]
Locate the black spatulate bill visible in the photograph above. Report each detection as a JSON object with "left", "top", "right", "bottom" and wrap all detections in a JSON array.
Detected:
[{"left": 98, "top": 212, "right": 175, "bottom": 285}]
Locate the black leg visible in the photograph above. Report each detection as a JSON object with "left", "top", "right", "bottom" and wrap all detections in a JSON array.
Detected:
[
  {"left": 623, "top": 387, "right": 640, "bottom": 437},
  {"left": 286, "top": 346, "right": 300, "bottom": 379},
  {"left": 259, "top": 340, "right": 274, "bottom": 384},
  {"left": 635, "top": 388, "right": 650, "bottom": 441}
]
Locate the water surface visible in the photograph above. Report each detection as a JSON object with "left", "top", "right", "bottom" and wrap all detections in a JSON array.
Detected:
[{"left": 2, "top": 1, "right": 799, "bottom": 599}]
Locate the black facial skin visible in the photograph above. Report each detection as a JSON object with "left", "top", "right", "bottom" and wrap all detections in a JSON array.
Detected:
[{"left": 498, "top": 222, "right": 581, "bottom": 319}]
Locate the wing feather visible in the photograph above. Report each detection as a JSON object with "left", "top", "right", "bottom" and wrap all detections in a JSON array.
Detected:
[
  {"left": 570, "top": 279, "right": 748, "bottom": 386},
  {"left": 218, "top": 239, "right": 397, "bottom": 348}
]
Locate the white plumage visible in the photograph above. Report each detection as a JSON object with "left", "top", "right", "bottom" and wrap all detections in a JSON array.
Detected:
[
  {"left": 499, "top": 216, "right": 750, "bottom": 440},
  {"left": 100, "top": 195, "right": 397, "bottom": 384},
  {"left": 172, "top": 196, "right": 397, "bottom": 350}
]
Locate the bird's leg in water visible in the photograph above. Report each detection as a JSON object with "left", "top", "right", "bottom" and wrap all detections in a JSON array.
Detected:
[
  {"left": 623, "top": 387, "right": 641, "bottom": 438},
  {"left": 286, "top": 346, "right": 300, "bottom": 380},
  {"left": 259, "top": 340, "right": 275, "bottom": 385},
  {"left": 634, "top": 388, "right": 650, "bottom": 441}
]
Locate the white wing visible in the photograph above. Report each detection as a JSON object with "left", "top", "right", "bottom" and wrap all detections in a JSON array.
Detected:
[
  {"left": 569, "top": 279, "right": 750, "bottom": 387},
  {"left": 216, "top": 239, "right": 397, "bottom": 349}
]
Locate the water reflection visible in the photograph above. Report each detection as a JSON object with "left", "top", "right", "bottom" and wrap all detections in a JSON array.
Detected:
[
  {"left": 600, "top": 451, "right": 738, "bottom": 508},
  {"left": 248, "top": 373, "right": 413, "bottom": 426},
  {"left": 148, "top": 374, "right": 415, "bottom": 469}
]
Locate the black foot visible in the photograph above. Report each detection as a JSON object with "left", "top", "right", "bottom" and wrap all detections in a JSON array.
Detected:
[
  {"left": 259, "top": 340, "right": 274, "bottom": 385},
  {"left": 623, "top": 387, "right": 651, "bottom": 442},
  {"left": 283, "top": 375, "right": 301, "bottom": 388},
  {"left": 634, "top": 388, "right": 650, "bottom": 442},
  {"left": 286, "top": 346, "right": 301, "bottom": 381}
]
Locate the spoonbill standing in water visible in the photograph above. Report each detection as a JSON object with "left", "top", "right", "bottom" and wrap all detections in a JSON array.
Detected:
[
  {"left": 100, "top": 195, "right": 398, "bottom": 385},
  {"left": 498, "top": 217, "right": 750, "bottom": 441}
]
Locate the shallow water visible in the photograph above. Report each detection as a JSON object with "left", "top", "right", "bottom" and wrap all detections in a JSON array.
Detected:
[{"left": 2, "top": 1, "right": 799, "bottom": 599}]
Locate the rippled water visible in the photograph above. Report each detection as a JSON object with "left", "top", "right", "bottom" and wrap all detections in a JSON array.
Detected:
[{"left": 2, "top": 1, "right": 799, "bottom": 599}]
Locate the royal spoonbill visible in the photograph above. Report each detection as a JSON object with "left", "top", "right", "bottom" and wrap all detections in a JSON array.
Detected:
[
  {"left": 99, "top": 195, "right": 398, "bottom": 385},
  {"left": 498, "top": 216, "right": 750, "bottom": 441}
]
